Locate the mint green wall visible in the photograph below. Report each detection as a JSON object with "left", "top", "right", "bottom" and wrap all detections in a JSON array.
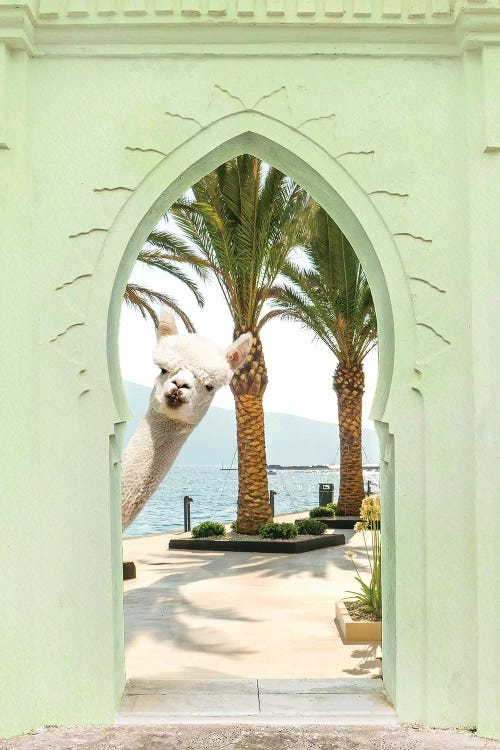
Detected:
[
  {"left": 1, "top": 2, "right": 499, "bottom": 740},
  {"left": 464, "top": 47, "right": 500, "bottom": 740}
]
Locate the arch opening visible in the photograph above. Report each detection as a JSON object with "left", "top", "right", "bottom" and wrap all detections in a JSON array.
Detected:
[
  {"left": 97, "top": 120, "right": 415, "bottom": 432},
  {"left": 89, "top": 115, "right": 417, "bottom": 713}
]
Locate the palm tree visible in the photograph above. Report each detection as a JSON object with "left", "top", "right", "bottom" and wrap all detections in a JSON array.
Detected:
[
  {"left": 147, "top": 155, "right": 311, "bottom": 534},
  {"left": 123, "top": 241, "right": 206, "bottom": 330},
  {"left": 266, "top": 205, "right": 377, "bottom": 516}
]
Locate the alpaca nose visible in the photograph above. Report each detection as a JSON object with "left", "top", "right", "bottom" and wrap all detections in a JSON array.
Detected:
[{"left": 172, "top": 375, "right": 191, "bottom": 391}]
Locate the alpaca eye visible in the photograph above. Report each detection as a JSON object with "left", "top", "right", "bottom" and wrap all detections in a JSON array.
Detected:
[
  {"left": 160, "top": 368, "right": 167, "bottom": 375},
  {"left": 206, "top": 384, "right": 214, "bottom": 392}
]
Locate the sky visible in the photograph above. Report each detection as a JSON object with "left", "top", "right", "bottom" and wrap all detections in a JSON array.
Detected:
[{"left": 119, "top": 257, "right": 379, "bottom": 429}]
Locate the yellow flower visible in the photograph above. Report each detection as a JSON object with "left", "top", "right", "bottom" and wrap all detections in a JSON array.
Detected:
[
  {"left": 360, "top": 495, "right": 380, "bottom": 522},
  {"left": 345, "top": 550, "right": 357, "bottom": 560}
]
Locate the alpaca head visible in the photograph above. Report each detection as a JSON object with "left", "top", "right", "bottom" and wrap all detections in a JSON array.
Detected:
[{"left": 150, "top": 307, "right": 252, "bottom": 425}]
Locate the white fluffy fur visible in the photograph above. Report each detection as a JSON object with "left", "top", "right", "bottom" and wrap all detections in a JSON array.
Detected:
[{"left": 121, "top": 308, "right": 252, "bottom": 529}]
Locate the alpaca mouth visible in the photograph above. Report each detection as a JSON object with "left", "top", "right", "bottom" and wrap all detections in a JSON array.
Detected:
[{"left": 166, "top": 394, "right": 184, "bottom": 409}]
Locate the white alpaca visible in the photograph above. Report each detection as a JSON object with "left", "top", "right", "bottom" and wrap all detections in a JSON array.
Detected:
[{"left": 121, "top": 307, "right": 252, "bottom": 529}]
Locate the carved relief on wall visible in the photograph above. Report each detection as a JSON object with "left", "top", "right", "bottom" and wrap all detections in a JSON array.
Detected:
[{"left": 53, "top": 82, "right": 452, "bottom": 390}]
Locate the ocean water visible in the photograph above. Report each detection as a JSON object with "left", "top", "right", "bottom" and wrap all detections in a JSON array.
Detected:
[{"left": 124, "top": 465, "right": 380, "bottom": 537}]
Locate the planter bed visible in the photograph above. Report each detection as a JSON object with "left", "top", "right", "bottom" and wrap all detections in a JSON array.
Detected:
[
  {"left": 298, "top": 516, "right": 361, "bottom": 529},
  {"left": 123, "top": 561, "right": 137, "bottom": 580},
  {"left": 169, "top": 532, "right": 345, "bottom": 554},
  {"left": 335, "top": 598, "right": 381, "bottom": 643}
]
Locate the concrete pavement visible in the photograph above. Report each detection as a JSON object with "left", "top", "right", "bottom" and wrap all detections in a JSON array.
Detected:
[
  {"left": 122, "top": 527, "right": 380, "bottom": 681},
  {"left": 6, "top": 534, "right": 498, "bottom": 748}
]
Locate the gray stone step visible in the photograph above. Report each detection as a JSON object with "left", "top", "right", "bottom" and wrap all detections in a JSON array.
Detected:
[{"left": 116, "top": 677, "right": 397, "bottom": 726}]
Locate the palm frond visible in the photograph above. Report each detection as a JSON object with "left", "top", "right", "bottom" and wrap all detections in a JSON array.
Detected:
[
  {"left": 146, "top": 230, "right": 211, "bottom": 281},
  {"left": 137, "top": 248, "right": 205, "bottom": 307},
  {"left": 269, "top": 205, "right": 377, "bottom": 366},
  {"left": 123, "top": 283, "right": 196, "bottom": 332},
  {"left": 162, "top": 155, "right": 311, "bottom": 332}
]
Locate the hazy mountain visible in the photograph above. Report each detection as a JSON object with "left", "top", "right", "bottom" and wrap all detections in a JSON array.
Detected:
[{"left": 124, "top": 381, "right": 379, "bottom": 466}]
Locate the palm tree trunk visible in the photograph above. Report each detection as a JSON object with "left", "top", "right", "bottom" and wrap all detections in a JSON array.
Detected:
[
  {"left": 334, "top": 361, "right": 365, "bottom": 516},
  {"left": 234, "top": 394, "right": 272, "bottom": 534},
  {"left": 231, "top": 330, "right": 272, "bottom": 534}
]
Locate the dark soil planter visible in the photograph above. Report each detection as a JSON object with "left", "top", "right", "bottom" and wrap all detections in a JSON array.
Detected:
[
  {"left": 169, "top": 534, "right": 346, "bottom": 554},
  {"left": 123, "top": 561, "right": 137, "bottom": 580},
  {"left": 303, "top": 516, "right": 362, "bottom": 529}
]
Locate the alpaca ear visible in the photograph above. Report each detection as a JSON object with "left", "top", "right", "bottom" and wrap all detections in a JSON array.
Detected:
[
  {"left": 226, "top": 333, "right": 253, "bottom": 371},
  {"left": 157, "top": 307, "right": 179, "bottom": 340}
]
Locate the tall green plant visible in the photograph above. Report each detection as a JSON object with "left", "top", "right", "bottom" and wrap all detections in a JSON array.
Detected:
[
  {"left": 266, "top": 204, "right": 377, "bottom": 515},
  {"left": 346, "top": 495, "right": 381, "bottom": 620},
  {"left": 146, "top": 155, "right": 311, "bottom": 533}
]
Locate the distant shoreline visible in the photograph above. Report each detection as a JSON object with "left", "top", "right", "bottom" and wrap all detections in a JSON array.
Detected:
[
  {"left": 122, "top": 464, "right": 381, "bottom": 539},
  {"left": 268, "top": 463, "right": 380, "bottom": 471}
]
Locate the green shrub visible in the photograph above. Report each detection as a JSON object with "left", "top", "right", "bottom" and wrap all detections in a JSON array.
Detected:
[
  {"left": 309, "top": 503, "right": 337, "bottom": 518},
  {"left": 259, "top": 522, "right": 298, "bottom": 539},
  {"left": 230, "top": 521, "right": 238, "bottom": 532},
  {"left": 295, "top": 519, "right": 327, "bottom": 536},
  {"left": 346, "top": 495, "right": 382, "bottom": 620},
  {"left": 192, "top": 521, "right": 226, "bottom": 538}
]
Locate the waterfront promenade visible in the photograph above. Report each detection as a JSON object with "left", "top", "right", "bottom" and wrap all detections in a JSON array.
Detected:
[{"left": 122, "top": 523, "right": 379, "bottom": 681}]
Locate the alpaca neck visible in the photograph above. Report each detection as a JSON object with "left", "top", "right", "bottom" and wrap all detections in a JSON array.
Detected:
[{"left": 121, "top": 407, "right": 195, "bottom": 529}]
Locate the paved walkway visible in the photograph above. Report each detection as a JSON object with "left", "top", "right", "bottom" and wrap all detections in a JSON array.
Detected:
[
  {"left": 6, "top": 531, "right": 498, "bottom": 747},
  {"left": 122, "top": 526, "right": 380, "bottom": 681}
]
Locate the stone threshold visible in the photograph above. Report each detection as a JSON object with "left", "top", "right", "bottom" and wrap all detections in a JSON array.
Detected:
[{"left": 116, "top": 678, "right": 397, "bottom": 726}]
